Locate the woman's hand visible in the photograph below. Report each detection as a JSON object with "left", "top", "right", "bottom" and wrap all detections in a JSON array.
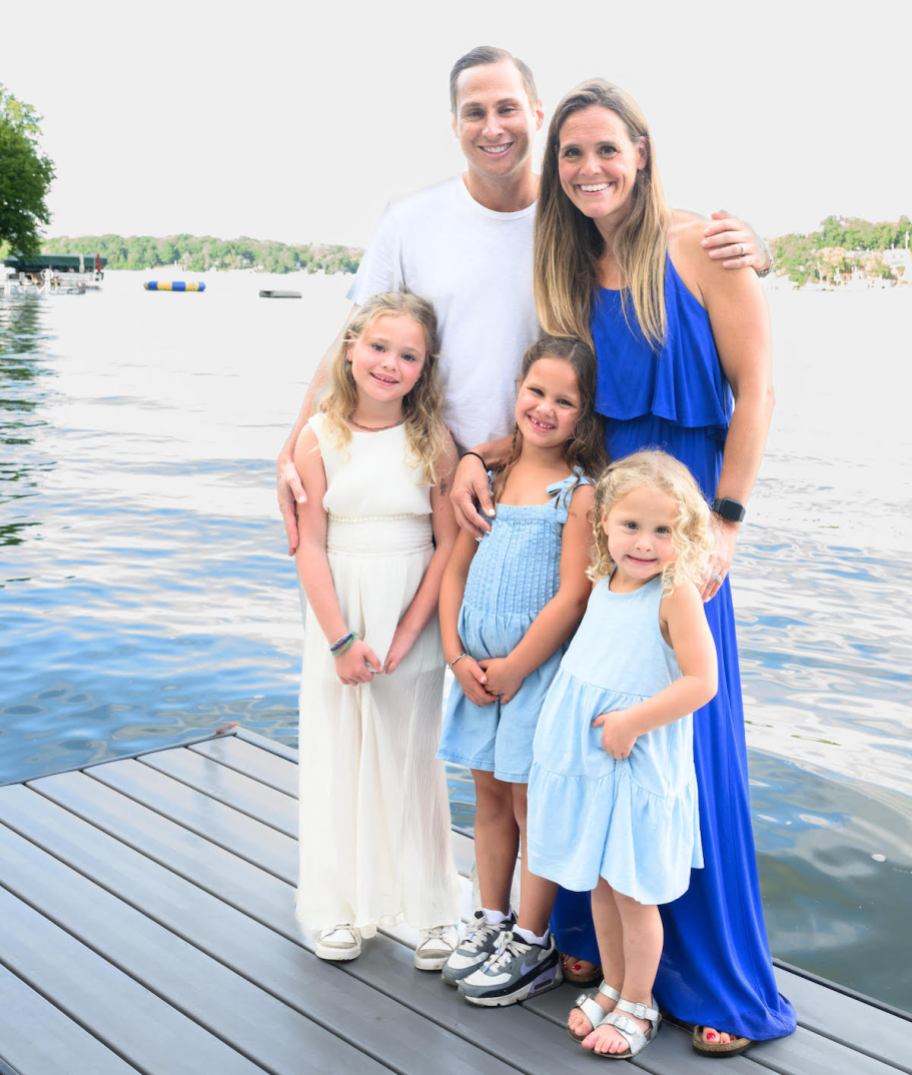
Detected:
[
  {"left": 701, "top": 514, "right": 739, "bottom": 602},
  {"left": 593, "top": 709, "right": 639, "bottom": 759},
  {"left": 277, "top": 456, "right": 307, "bottom": 555},
  {"left": 450, "top": 455, "right": 495, "bottom": 538},
  {"left": 477, "top": 657, "right": 524, "bottom": 704},
  {"left": 384, "top": 624, "right": 419, "bottom": 674},
  {"left": 454, "top": 656, "right": 497, "bottom": 706},
  {"left": 335, "top": 640, "right": 382, "bottom": 685},
  {"left": 701, "top": 210, "right": 771, "bottom": 273}
]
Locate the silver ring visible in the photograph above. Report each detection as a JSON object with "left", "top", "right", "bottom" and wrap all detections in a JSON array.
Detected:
[
  {"left": 739, "top": 243, "right": 745, "bottom": 257},
  {"left": 710, "top": 572, "right": 723, "bottom": 583}
]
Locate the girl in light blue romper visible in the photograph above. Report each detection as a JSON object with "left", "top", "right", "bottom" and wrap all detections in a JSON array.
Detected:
[
  {"left": 436, "top": 337, "right": 606, "bottom": 1005},
  {"left": 527, "top": 451, "right": 718, "bottom": 1059}
]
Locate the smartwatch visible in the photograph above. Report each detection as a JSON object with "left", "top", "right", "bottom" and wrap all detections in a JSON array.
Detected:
[{"left": 711, "top": 497, "right": 746, "bottom": 523}]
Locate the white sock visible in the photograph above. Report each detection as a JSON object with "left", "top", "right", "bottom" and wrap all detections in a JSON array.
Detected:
[
  {"left": 513, "top": 925, "right": 549, "bottom": 946},
  {"left": 481, "top": 907, "right": 509, "bottom": 925}
]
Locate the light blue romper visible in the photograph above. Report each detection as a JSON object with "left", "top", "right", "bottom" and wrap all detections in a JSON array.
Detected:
[
  {"left": 527, "top": 574, "right": 703, "bottom": 905},
  {"left": 437, "top": 472, "right": 587, "bottom": 783}
]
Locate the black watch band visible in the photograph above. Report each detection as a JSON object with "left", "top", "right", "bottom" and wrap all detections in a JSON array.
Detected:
[{"left": 711, "top": 497, "right": 746, "bottom": 523}]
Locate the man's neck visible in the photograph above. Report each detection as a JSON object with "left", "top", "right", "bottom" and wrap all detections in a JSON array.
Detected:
[{"left": 462, "top": 170, "right": 540, "bottom": 214}]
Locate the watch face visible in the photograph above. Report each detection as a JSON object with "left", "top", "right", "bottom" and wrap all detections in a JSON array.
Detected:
[{"left": 714, "top": 498, "right": 745, "bottom": 522}]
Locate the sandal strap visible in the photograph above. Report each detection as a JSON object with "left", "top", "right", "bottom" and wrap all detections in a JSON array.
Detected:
[
  {"left": 597, "top": 980, "right": 621, "bottom": 1002},
  {"left": 602, "top": 1011, "right": 650, "bottom": 1052},
  {"left": 574, "top": 992, "right": 609, "bottom": 1031},
  {"left": 615, "top": 996, "right": 659, "bottom": 1023}
]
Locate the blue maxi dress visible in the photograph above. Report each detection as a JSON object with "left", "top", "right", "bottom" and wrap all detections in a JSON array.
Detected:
[{"left": 549, "top": 258, "right": 796, "bottom": 1041}]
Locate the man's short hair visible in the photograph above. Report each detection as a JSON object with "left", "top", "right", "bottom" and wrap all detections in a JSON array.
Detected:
[{"left": 448, "top": 46, "right": 539, "bottom": 113}]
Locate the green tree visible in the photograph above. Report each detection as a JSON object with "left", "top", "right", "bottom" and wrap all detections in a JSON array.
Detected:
[{"left": 0, "top": 85, "right": 56, "bottom": 255}]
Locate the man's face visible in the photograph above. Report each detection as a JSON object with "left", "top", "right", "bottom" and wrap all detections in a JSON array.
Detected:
[{"left": 452, "top": 60, "right": 543, "bottom": 186}]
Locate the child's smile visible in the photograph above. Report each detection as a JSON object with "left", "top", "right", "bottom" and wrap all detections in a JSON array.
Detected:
[{"left": 603, "top": 484, "right": 678, "bottom": 590}]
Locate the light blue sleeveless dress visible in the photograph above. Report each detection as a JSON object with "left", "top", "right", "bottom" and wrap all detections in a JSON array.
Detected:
[
  {"left": 528, "top": 574, "right": 702, "bottom": 905},
  {"left": 437, "top": 471, "right": 587, "bottom": 783},
  {"left": 550, "top": 256, "right": 795, "bottom": 1041}
]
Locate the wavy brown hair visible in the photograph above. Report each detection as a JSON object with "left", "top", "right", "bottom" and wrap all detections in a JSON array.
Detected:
[
  {"left": 534, "top": 79, "right": 669, "bottom": 350},
  {"left": 492, "top": 335, "right": 607, "bottom": 500},
  {"left": 589, "top": 450, "right": 712, "bottom": 592},
  {"left": 321, "top": 292, "right": 447, "bottom": 485}
]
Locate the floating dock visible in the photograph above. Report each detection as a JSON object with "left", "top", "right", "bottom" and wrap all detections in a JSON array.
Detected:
[{"left": 0, "top": 727, "right": 908, "bottom": 1074}]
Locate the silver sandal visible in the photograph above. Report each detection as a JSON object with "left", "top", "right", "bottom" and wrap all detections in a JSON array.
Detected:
[
  {"left": 590, "top": 996, "right": 661, "bottom": 1059},
  {"left": 567, "top": 980, "right": 621, "bottom": 1042}
]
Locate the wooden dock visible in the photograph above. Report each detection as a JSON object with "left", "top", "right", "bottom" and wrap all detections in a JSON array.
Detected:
[{"left": 1, "top": 727, "right": 908, "bottom": 1074}]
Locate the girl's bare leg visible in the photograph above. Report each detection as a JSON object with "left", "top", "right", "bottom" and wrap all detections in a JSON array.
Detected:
[
  {"left": 511, "top": 782, "right": 558, "bottom": 935},
  {"left": 569, "top": 876, "right": 623, "bottom": 1039},
  {"left": 584, "top": 888, "right": 662, "bottom": 1056},
  {"left": 472, "top": 770, "right": 517, "bottom": 913}
]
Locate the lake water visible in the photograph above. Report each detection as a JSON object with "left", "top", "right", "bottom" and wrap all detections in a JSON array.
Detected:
[{"left": 1, "top": 270, "right": 910, "bottom": 1012}]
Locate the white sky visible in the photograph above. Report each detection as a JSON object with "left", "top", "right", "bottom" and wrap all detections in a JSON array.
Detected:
[{"left": 2, "top": 0, "right": 908, "bottom": 247}]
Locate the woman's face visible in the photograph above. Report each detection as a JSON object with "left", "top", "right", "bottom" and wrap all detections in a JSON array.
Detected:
[{"left": 556, "top": 105, "right": 647, "bottom": 229}]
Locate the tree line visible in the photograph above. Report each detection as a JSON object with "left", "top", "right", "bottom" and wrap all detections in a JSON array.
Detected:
[
  {"left": 770, "top": 216, "right": 911, "bottom": 287},
  {"left": 40, "top": 234, "right": 363, "bottom": 275}
]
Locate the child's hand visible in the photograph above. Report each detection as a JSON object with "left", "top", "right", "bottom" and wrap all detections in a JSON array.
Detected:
[
  {"left": 335, "top": 640, "right": 382, "bottom": 685},
  {"left": 454, "top": 656, "right": 497, "bottom": 706},
  {"left": 593, "top": 709, "right": 639, "bottom": 759},
  {"left": 478, "top": 657, "right": 524, "bottom": 704},
  {"left": 384, "top": 623, "right": 419, "bottom": 674}
]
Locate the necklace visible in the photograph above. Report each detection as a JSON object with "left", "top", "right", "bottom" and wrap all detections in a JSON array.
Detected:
[{"left": 348, "top": 416, "right": 404, "bottom": 433}]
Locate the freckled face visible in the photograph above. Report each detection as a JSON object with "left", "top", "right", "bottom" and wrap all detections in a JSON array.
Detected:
[
  {"left": 514, "top": 356, "right": 582, "bottom": 449},
  {"left": 557, "top": 105, "right": 647, "bottom": 227},
  {"left": 453, "top": 60, "right": 543, "bottom": 185},
  {"left": 603, "top": 484, "right": 678, "bottom": 585},
  {"left": 346, "top": 314, "right": 427, "bottom": 403}
]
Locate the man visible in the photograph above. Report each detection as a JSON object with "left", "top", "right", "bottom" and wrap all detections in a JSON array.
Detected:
[{"left": 276, "top": 46, "right": 769, "bottom": 551}]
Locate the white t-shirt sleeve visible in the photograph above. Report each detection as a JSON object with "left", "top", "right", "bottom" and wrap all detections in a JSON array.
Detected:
[{"left": 347, "top": 203, "right": 405, "bottom": 304}]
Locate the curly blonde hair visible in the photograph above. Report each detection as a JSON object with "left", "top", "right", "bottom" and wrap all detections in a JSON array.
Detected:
[
  {"left": 589, "top": 450, "right": 712, "bottom": 592},
  {"left": 320, "top": 292, "right": 447, "bottom": 485}
]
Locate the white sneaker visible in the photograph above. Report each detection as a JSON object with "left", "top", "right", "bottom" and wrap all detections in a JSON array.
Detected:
[
  {"left": 315, "top": 924, "right": 362, "bottom": 961},
  {"left": 414, "top": 924, "right": 459, "bottom": 971}
]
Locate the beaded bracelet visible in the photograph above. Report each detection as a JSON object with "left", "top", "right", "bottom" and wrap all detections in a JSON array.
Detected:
[{"left": 330, "top": 631, "right": 356, "bottom": 656}]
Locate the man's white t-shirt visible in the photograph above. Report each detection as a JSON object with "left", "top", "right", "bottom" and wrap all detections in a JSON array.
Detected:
[{"left": 348, "top": 176, "right": 539, "bottom": 450}]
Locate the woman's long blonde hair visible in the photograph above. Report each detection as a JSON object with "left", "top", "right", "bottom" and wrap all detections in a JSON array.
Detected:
[
  {"left": 321, "top": 292, "right": 447, "bottom": 484},
  {"left": 589, "top": 450, "right": 712, "bottom": 592},
  {"left": 534, "top": 79, "right": 669, "bottom": 350}
]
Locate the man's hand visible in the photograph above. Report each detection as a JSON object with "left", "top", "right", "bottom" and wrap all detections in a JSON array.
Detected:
[
  {"left": 450, "top": 455, "right": 495, "bottom": 538},
  {"left": 702, "top": 210, "right": 771, "bottom": 273},
  {"left": 278, "top": 458, "right": 307, "bottom": 556}
]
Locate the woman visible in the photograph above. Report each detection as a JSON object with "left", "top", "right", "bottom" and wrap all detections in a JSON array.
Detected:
[{"left": 453, "top": 79, "right": 795, "bottom": 1056}]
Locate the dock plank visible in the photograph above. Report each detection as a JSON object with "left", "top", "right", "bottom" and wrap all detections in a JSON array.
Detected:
[
  {"left": 0, "top": 962, "right": 139, "bottom": 1075},
  {"left": 90, "top": 757, "right": 295, "bottom": 879},
  {"left": 0, "top": 885, "right": 263, "bottom": 1075},
  {"left": 0, "top": 782, "right": 516, "bottom": 1075},
  {"left": 0, "top": 821, "right": 386, "bottom": 1075},
  {"left": 774, "top": 967, "right": 911, "bottom": 1073},
  {"left": 140, "top": 746, "right": 296, "bottom": 835},
  {"left": 190, "top": 735, "right": 298, "bottom": 795}
]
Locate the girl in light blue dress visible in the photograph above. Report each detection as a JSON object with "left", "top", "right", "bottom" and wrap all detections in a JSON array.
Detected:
[
  {"left": 527, "top": 450, "right": 718, "bottom": 1060},
  {"left": 437, "top": 336, "right": 606, "bottom": 1006}
]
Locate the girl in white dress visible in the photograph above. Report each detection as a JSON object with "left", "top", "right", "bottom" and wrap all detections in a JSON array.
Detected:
[{"left": 293, "top": 292, "right": 460, "bottom": 968}]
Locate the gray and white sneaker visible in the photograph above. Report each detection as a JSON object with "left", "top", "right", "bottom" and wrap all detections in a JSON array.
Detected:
[
  {"left": 458, "top": 929, "right": 562, "bottom": 1006},
  {"left": 440, "top": 910, "right": 515, "bottom": 986},
  {"left": 414, "top": 924, "right": 459, "bottom": 971}
]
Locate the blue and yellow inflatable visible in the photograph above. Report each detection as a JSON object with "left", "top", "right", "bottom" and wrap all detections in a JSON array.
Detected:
[{"left": 144, "top": 281, "right": 206, "bottom": 292}]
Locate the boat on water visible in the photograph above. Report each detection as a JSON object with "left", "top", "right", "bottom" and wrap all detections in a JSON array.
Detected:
[
  {"left": 259, "top": 289, "right": 302, "bottom": 299},
  {"left": 2, "top": 254, "right": 106, "bottom": 296}
]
